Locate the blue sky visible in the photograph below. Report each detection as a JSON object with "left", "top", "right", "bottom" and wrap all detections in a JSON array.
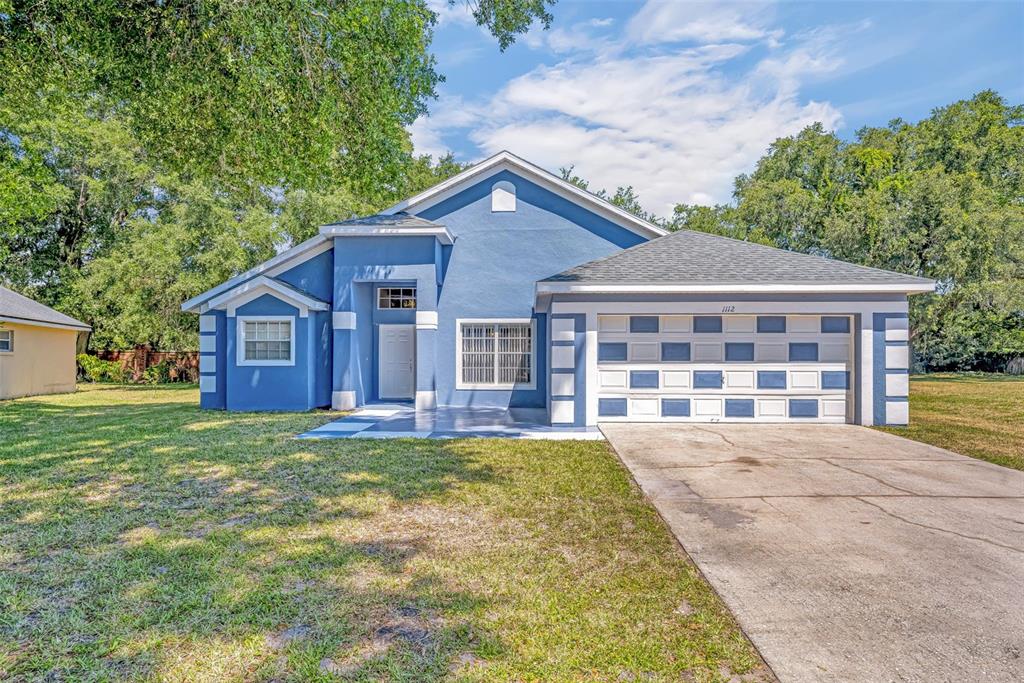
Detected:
[{"left": 413, "top": 0, "right": 1024, "bottom": 215}]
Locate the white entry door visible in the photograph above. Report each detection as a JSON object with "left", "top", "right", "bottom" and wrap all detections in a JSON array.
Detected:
[{"left": 379, "top": 324, "right": 415, "bottom": 400}]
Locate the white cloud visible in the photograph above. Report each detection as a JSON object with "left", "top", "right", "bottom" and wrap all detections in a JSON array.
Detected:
[
  {"left": 412, "top": 1, "right": 846, "bottom": 214},
  {"left": 627, "top": 1, "right": 783, "bottom": 46},
  {"left": 426, "top": 0, "right": 476, "bottom": 28}
]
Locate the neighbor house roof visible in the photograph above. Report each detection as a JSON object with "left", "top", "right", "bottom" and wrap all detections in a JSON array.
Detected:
[
  {"left": 537, "top": 230, "right": 936, "bottom": 294},
  {"left": 0, "top": 285, "right": 91, "bottom": 331}
]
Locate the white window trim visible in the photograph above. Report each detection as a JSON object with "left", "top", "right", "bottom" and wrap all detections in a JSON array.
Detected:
[
  {"left": 455, "top": 317, "right": 537, "bottom": 390},
  {"left": 236, "top": 315, "right": 296, "bottom": 367},
  {"left": 377, "top": 286, "right": 417, "bottom": 310},
  {"left": 0, "top": 329, "right": 12, "bottom": 354}
]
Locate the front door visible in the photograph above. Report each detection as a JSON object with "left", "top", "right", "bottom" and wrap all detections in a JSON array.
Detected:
[{"left": 379, "top": 324, "right": 415, "bottom": 400}]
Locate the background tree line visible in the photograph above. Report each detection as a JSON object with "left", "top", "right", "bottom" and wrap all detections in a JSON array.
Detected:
[
  {"left": 1, "top": 1, "right": 1019, "bottom": 372},
  {"left": 570, "top": 91, "right": 1024, "bottom": 372}
]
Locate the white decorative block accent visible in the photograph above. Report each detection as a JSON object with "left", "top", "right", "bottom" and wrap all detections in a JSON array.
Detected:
[
  {"left": 822, "top": 399, "right": 847, "bottom": 418},
  {"left": 789, "top": 315, "right": 818, "bottom": 333},
  {"left": 821, "top": 343, "right": 850, "bottom": 362},
  {"left": 662, "top": 315, "right": 691, "bottom": 333},
  {"left": 491, "top": 182, "right": 516, "bottom": 212},
  {"left": 599, "top": 370, "right": 627, "bottom": 388},
  {"left": 790, "top": 371, "right": 818, "bottom": 389},
  {"left": 333, "top": 311, "right": 357, "bottom": 330},
  {"left": 552, "top": 345, "right": 575, "bottom": 369},
  {"left": 199, "top": 315, "right": 217, "bottom": 333},
  {"left": 885, "top": 317, "right": 909, "bottom": 342},
  {"left": 885, "top": 344, "right": 909, "bottom": 370},
  {"left": 886, "top": 400, "right": 909, "bottom": 425},
  {"left": 551, "top": 317, "right": 576, "bottom": 342},
  {"left": 663, "top": 370, "right": 690, "bottom": 388},
  {"left": 629, "top": 398, "right": 658, "bottom": 417},
  {"left": 199, "top": 376, "right": 216, "bottom": 393},
  {"left": 332, "top": 391, "right": 357, "bottom": 411},
  {"left": 724, "top": 315, "right": 755, "bottom": 333},
  {"left": 630, "top": 342, "right": 659, "bottom": 361},
  {"left": 415, "top": 311, "right": 438, "bottom": 329},
  {"left": 199, "top": 355, "right": 216, "bottom": 373},
  {"left": 726, "top": 371, "right": 754, "bottom": 389},
  {"left": 199, "top": 335, "right": 216, "bottom": 353},
  {"left": 693, "top": 343, "right": 722, "bottom": 361},
  {"left": 551, "top": 372, "right": 575, "bottom": 397},
  {"left": 598, "top": 315, "right": 628, "bottom": 332},
  {"left": 885, "top": 373, "right": 909, "bottom": 397},
  {"left": 551, "top": 399, "right": 575, "bottom": 423},
  {"left": 756, "top": 343, "right": 787, "bottom": 362},
  {"left": 694, "top": 398, "right": 722, "bottom": 417},
  {"left": 415, "top": 391, "right": 437, "bottom": 410},
  {"left": 758, "top": 399, "right": 786, "bottom": 417}
]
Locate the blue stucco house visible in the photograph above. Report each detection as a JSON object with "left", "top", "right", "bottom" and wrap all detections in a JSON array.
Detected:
[{"left": 182, "top": 152, "right": 934, "bottom": 426}]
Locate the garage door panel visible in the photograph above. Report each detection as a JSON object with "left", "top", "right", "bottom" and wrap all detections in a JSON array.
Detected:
[{"left": 595, "top": 313, "right": 853, "bottom": 423}]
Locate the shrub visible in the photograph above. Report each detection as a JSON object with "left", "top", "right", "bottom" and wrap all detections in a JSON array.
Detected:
[
  {"left": 77, "top": 354, "right": 129, "bottom": 383},
  {"left": 141, "top": 360, "right": 174, "bottom": 384}
]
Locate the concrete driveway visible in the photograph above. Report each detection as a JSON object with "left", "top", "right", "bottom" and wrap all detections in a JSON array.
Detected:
[{"left": 602, "top": 424, "right": 1024, "bottom": 682}]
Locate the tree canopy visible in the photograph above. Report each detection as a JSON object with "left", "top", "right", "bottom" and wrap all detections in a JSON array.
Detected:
[{"left": 667, "top": 91, "right": 1024, "bottom": 371}]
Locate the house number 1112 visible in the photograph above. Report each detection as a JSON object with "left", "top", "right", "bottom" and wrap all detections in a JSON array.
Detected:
[{"left": 721, "top": 305, "right": 736, "bottom": 313}]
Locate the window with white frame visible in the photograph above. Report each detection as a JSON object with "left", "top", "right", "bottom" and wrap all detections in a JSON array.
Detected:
[
  {"left": 458, "top": 320, "right": 534, "bottom": 388},
  {"left": 238, "top": 317, "right": 293, "bottom": 365},
  {"left": 377, "top": 287, "right": 417, "bottom": 309},
  {"left": 0, "top": 329, "right": 11, "bottom": 352}
]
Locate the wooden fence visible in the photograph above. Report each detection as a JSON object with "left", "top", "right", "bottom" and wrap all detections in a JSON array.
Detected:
[{"left": 94, "top": 348, "right": 199, "bottom": 382}]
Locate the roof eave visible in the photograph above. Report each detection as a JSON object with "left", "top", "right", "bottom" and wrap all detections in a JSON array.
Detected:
[
  {"left": 0, "top": 315, "right": 91, "bottom": 331},
  {"left": 536, "top": 281, "right": 937, "bottom": 295},
  {"left": 318, "top": 224, "right": 455, "bottom": 245}
]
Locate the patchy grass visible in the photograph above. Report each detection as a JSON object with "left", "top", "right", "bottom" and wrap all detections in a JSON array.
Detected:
[
  {"left": 0, "top": 385, "right": 769, "bottom": 682},
  {"left": 877, "top": 373, "right": 1024, "bottom": 471}
]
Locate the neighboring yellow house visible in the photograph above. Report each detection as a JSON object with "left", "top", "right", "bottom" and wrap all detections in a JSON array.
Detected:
[{"left": 0, "top": 285, "right": 91, "bottom": 400}]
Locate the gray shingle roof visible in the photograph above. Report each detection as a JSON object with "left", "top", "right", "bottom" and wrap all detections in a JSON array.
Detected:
[
  {"left": 322, "top": 212, "right": 444, "bottom": 229},
  {"left": 0, "top": 285, "right": 91, "bottom": 330},
  {"left": 541, "top": 229, "right": 934, "bottom": 288}
]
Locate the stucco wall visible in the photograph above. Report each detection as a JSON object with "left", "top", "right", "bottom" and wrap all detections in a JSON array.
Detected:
[{"left": 0, "top": 322, "right": 79, "bottom": 400}]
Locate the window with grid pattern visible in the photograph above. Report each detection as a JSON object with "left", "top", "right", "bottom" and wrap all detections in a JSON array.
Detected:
[
  {"left": 460, "top": 322, "right": 532, "bottom": 386},
  {"left": 242, "top": 320, "right": 291, "bottom": 361},
  {"left": 377, "top": 287, "right": 416, "bottom": 309},
  {"left": 0, "top": 329, "right": 11, "bottom": 352}
]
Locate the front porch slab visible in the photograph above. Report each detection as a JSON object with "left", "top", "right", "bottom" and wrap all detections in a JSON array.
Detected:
[{"left": 297, "top": 403, "right": 603, "bottom": 440}]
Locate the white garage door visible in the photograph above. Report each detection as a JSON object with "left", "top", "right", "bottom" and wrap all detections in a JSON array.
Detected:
[{"left": 595, "top": 314, "right": 853, "bottom": 423}]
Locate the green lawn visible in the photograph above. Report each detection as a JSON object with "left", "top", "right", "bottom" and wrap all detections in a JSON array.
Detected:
[
  {"left": 877, "top": 373, "right": 1024, "bottom": 471},
  {"left": 0, "top": 385, "right": 769, "bottom": 682}
]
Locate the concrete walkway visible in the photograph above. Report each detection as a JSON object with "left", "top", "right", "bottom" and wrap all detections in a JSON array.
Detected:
[{"left": 602, "top": 424, "right": 1024, "bottom": 682}]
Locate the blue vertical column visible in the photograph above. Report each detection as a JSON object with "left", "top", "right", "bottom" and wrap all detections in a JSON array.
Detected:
[
  {"left": 331, "top": 239, "right": 358, "bottom": 410},
  {"left": 872, "top": 311, "right": 910, "bottom": 425},
  {"left": 198, "top": 310, "right": 226, "bottom": 409},
  {"left": 549, "top": 313, "right": 585, "bottom": 426},
  {"left": 415, "top": 277, "right": 438, "bottom": 409}
]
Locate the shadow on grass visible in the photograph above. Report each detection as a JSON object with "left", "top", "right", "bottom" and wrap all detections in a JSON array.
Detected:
[{"left": 0, "top": 388, "right": 502, "bottom": 680}]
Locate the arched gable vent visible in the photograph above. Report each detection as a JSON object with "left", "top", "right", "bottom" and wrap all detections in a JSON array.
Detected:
[{"left": 491, "top": 180, "right": 516, "bottom": 212}]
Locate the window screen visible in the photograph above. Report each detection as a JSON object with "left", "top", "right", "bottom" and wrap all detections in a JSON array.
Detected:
[
  {"left": 0, "top": 330, "right": 11, "bottom": 352},
  {"left": 460, "top": 322, "right": 532, "bottom": 386}
]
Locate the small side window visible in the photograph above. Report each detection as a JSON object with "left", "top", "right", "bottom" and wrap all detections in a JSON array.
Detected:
[{"left": 0, "top": 329, "right": 12, "bottom": 352}]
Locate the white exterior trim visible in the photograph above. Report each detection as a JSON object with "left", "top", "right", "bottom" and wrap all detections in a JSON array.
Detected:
[
  {"left": 382, "top": 151, "right": 666, "bottom": 240},
  {"left": 455, "top": 317, "right": 537, "bottom": 391},
  {"left": 181, "top": 235, "right": 331, "bottom": 313},
  {"left": 552, "top": 300, "right": 908, "bottom": 315},
  {"left": 199, "top": 335, "right": 216, "bottom": 353},
  {"left": 199, "top": 315, "right": 217, "bottom": 333},
  {"left": 538, "top": 282, "right": 935, "bottom": 295},
  {"left": 319, "top": 224, "right": 455, "bottom": 245},
  {"left": 415, "top": 390, "right": 437, "bottom": 410},
  {"left": 415, "top": 310, "right": 438, "bottom": 330},
  {"left": 332, "top": 390, "right": 357, "bottom": 411},
  {"left": 0, "top": 315, "right": 90, "bottom": 332},
  {"left": 207, "top": 276, "right": 329, "bottom": 318},
  {"left": 236, "top": 315, "right": 296, "bottom": 367},
  {"left": 199, "top": 376, "right": 216, "bottom": 393},
  {"left": 332, "top": 311, "right": 357, "bottom": 330}
]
